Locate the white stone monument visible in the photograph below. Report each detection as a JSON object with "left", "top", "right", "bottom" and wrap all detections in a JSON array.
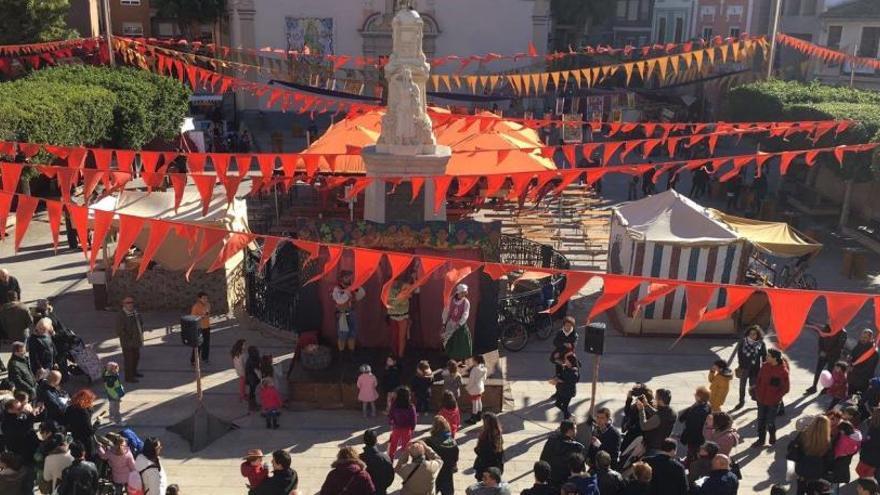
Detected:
[{"left": 361, "top": 5, "right": 451, "bottom": 223}]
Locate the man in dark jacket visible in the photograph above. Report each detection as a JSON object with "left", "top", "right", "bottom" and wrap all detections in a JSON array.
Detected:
[
  {"left": 693, "top": 454, "right": 739, "bottom": 495},
  {"left": 752, "top": 349, "right": 790, "bottom": 448},
  {"left": 539, "top": 420, "right": 586, "bottom": 488},
  {"left": 849, "top": 329, "right": 879, "bottom": 396},
  {"left": 521, "top": 461, "right": 555, "bottom": 495},
  {"left": 0, "top": 269, "right": 22, "bottom": 303},
  {"left": 27, "top": 317, "right": 56, "bottom": 375},
  {"left": 36, "top": 371, "right": 70, "bottom": 424},
  {"left": 57, "top": 441, "right": 98, "bottom": 495},
  {"left": 678, "top": 387, "right": 711, "bottom": 462},
  {"left": 254, "top": 450, "right": 298, "bottom": 495},
  {"left": 0, "top": 290, "right": 32, "bottom": 342},
  {"left": 360, "top": 429, "right": 394, "bottom": 495},
  {"left": 585, "top": 407, "right": 622, "bottom": 468},
  {"left": 116, "top": 296, "right": 145, "bottom": 383},
  {"left": 594, "top": 450, "right": 624, "bottom": 495},
  {"left": 565, "top": 453, "right": 599, "bottom": 495},
  {"left": 637, "top": 388, "right": 676, "bottom": 453},
  {"left": 7, "top": 342, "right": 36, "bottom": 399},
  {"left": 806, "top": 325, "right": 847, "bottom": 394},
  {"left": 643, "top": 438, "right": 687, "bottom": 495}
]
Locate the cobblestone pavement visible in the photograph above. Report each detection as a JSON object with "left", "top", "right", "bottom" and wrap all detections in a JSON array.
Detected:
[{"left": 2, "top": 187, "right": 878, "bottom": 494}]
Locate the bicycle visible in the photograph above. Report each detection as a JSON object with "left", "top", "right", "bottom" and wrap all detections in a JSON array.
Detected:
[
  {"left": 778, "top": 263, "right": 817, "bottom": 290},
  {"left": 498, "top": 293, "right": 555, "bottom": 352}
]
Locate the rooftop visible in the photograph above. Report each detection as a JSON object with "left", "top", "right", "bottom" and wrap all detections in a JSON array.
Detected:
[{"left": 821, "top": 0, "right": 880, "bottom": 19}]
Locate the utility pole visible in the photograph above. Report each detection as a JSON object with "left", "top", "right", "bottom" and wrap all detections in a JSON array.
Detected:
[
  {"left": 101, "top": 0, "right": 116, "bottom": 66},
  {"left": 850, "top": 44, "right": 859, "bottom": 88},
  {"left": 766, "top": 0, "right": 782, "bottom": 79}
]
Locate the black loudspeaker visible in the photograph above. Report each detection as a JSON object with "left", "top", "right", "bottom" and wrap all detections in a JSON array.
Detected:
[
  {"left": 180, "top": 315, "right": 202, "bottom": 347},
  {"left": 583, "top": 322, "right": 606, "bottom": 355}
]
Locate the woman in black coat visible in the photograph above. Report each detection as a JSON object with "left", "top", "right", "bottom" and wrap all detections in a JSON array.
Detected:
[
  {"left": 473, "top": 412, "right": 504, "bottom": 481},
  {"left": 63, "top": 389, "right": 97, "bottom": 460},
  {"left": 857, "top": 410, "right": 880, "bottom": 478},
  {"left": 788, "top": 416, "right": 834, "bottom": 495},
  {"left": 552, "top": 354, "right": 579, "bottom": 420},
  {"left": 735, "top": 325, "right": 766, "bottom": 409},
  {"left": 244, "top": 346, "right": 262, "bottom": 409},
  {"left": 424, "top": 416, "right": 459, "bottom": 495}
]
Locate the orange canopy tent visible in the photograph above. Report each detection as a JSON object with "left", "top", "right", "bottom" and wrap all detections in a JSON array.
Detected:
[{"left": 303, "top": 110, "right": 556, "bottom": 176}]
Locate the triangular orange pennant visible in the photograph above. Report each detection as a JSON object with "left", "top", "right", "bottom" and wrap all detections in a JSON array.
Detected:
[
  {"left": 257, "top": 237, "right": 281, "bottom": 272},
  {"left": 682, "top": 285, "right": 719, "bottom": 336},
  {"left": 635, "top": 283, "right": 679, "bottom": 310},
  {"left": 169, "top": 173, "right": 187, "bottom": 212},
  {"left": 562, "top": 146, "right": 578, "bottom": 167},
  {"left": 482, "top": 263, "right": 514, "bottom": 281},
  {"left": 701, "top": 286, "right": 755, "bottom": 322},
  {"left": 137, "top": 220, "right": 173, "bottom": 279},
  {"left": 588, "top": 276, "right": 642, "bottom": 321},
  {"left": 433, "top": 176, "right": 454, "bottom": 213},
  {"left": 80, "top": 169, "right": 104, "bottom": 205},
  {"left": 399, "top": 256, "right": 446, "bottom": 300},
  {"left": 113, "top": 215, "right": 145, "bottom": 273},
  {"left": 602, "top": 141, "right": 624, "bottom": 165},
  {"left": 543, "top": 271, "right": 593, "bottom": 314},
  {"left": 187, "top": 153, "right": 207, "bottom": 173},
  {"left": 825, "top": 293, "right": 870, "bottom": 334},
  {"left": 88, "top": 210, "right": 115, "bottom": 270},
  {"left": 13, "top": 194, "right": 39, "bottom": 252},
  {"left": 0, "top": 163, "right": 22, "bottom": 193},
  {"left": 454, "top": 176, "right": 480, "bottom": 197},
  {"left": 208, "top": 153, "right": 230, "bottom": 179},
  {"left": 410, "top": 177, "right": 425, "bottom": 203},
  {"left": 348, "top": 248, "right": 384, "bottom": 293},
  {"left": 442, "top": 260, "right": 477, "bottom": 308},
  {"left": 185, "top": 227, "right": 228, "bottom": 280},
  {"left": 208, "top": 232, "right": 254, "bottom": 272},
  {"left": 191, "top": 174, "right": 217, "bottom": 216},
  {"left": 380, "top": 253, "right": 415, "bottom": 307},
  {"left": 257, "top": 155, "right": 277, "bottom": 180},
  {"left": 766, "top": 288, "right": 820, "bottom": 349},
  {"left": 65, "top": 203, "right": 91, "bottom": 259},
  {"left": 305, "top": 245, "right": 343, "bottom": 285}
]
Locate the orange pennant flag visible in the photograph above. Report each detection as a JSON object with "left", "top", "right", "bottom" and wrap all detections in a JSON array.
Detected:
[{"left": 623, "top": 63, "right": 634, "bottom": 86}]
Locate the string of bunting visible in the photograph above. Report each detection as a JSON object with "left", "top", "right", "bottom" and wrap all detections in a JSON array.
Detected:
[
  {"left": 0, "top": 37, "right": 104, "bottom": 56},
  {"left": 134, "top": 34, "right": 749, "bottom": 72},
  {"left": 2, "top": 140, "right": 874, "bottom": 217},
  {"left": 0, "top": 38, "right": 107, "bottom": 74},
  {"left": 0, "top": 189, "right": 876, "bottom": 351},
  {"left": 0, "top": 118, "right": 845, "bottom": 175},
  {"left": 776, "top": 33, "right": 880, "bottom": 70}
]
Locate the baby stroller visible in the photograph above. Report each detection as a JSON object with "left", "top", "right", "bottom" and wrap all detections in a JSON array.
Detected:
[{"left": 64, "top": 330, "right": 102, "bottom": 383}]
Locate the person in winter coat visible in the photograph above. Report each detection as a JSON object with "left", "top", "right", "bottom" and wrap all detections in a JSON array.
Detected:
[
  {"left": 585, "top": 407, "right": 622, "bottom": 468},
  {"left": 27, "top": 318, "right": 56, "bottom": 376},
  {"left": 465, "top": 354, "right": 488, "bottom": 425},
  {"left": 643, "top": 438, "right": 688, "bottom": 495},
  {"left": 703, "top": 412, "right": 741, "bottom": 456},
  {"left": 473, "top": 412, "right": 504, "bottom": 481},
  {"left": 115, "top": 297, "right": 144, "bottom": 383},
  {"left": 37, "top": 371, "right": 69, "bottom": 424},
  {"left": 752, "top": 349, "right": 790, "bottom": 448},
  {"left": 394, "top": 442, "right": 443, "bottom": 495},
  {"left": 539, "top": 420, "right": 586, "bottom": 488},
  {"left": 424, "top": 415, "right": 459, "bottom": 495},
  {"left": 387, "top": 386, "right": 417, "bottom": 459},
  {"left": 134, "top": 438, "right": 168, "bottom": 495},
  {"left": 850, "top": 329, "right": 879, "bottom": 396},
  {"left": 1, "top": 399, "right": 41, "bottom": 463},
  {"left": 826, "top": 361, "right": 849, "bottom": 409},
  {"left": 359, "top": 430, "right": 393, "bottom": 495},
  {"left": 42, "top": 435, "right": 74, "bottom": 494},
  {"left": 621, "top": 461, "right": 652, "bottom": 495},
  {"left": 735, "top": 325, "right": 766, "bottom": 409},
  {"left": 63, "top": 389, "right": 97, "bottom": 460},
  {"left": 831, "top": 420, "right": 862, "bottom": 486},
  {"left": 253, "top": 450, "right": 297, "bottom": 495},
  {"left": 551, "top": 354, "right": 579, "bottom": 419},
  {"left": 240, "top": 449, "right": 269, "bottom": 492},
  {"left": 438, "top": 390, "right": 461, "bottom": 438},
  {"left": 692, "top": 454, "right": 739, "bottom": 495},
  {"left": 230, "top": 339, "right": 248, "bottom": 403},
  {"left": 380, "top": 355, "right": 401, "bottom": 413},
  {"left": 788, "top": 415, "right": 834, "bottom": 495},
  {"left": 594, "top": 450, "right": 624, "bottom": 495},
  {"left": 57, "top": 441, "right": 99, "bottom": 495},
  {"left": 0, "top": 291, "right": 32, "bottom": 344},
  {"left": 806, "top": 325, "right": 848, "bottom": 394},
  {"left": 637, "top": 388, "right": 676, "bottom": 453},
  {"left": 102, "top": 362, "right": 125, "bottom": 424},
  {"left": 521, "top": 461, "right": 554, "bottom": 495},
  {"left": 96, "top": 434, "right": 136, "bottom": 494},
  {"left": 563, "top": 453, "right": 598, "bottom": 495},
  {"left": 857, "top": 408, "right": 880, "bottom": 478},
  {"left": 708, "top": 359, "right": 733, "bottom": 412},
  {"left": 6, "top": 342, "right": 36, "bottom": 399},
  {"left": 259, "top": 377, "right": 283, "bottom": 429},
  {"left": 687, "top": 442, "right": 720, "bottom": 484},
  {"left": 244, "top": 346, "right": 262, "bottom": 411},
  {"left": 678, "top": 386, "right": 712, "bottom": 463},
  {"left": 551, "top": 316, "right": 578, "bottom": 376},
  {"left": 319, "top": 447, "right": 375, "bottom": 495}
]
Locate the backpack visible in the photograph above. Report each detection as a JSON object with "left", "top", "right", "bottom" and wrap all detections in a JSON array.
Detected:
[
  {"left": 119, "top": 428, "right": 144, "bottom": 456},
  {"left": 127, "top": 464, "right": 157, "bottom": 495}
]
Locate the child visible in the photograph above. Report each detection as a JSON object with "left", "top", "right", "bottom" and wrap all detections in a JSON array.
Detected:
[
  {"left": 240, "top": 448, "right": 269, "bottom": 492},
  {"left": 357, "top": 364, "right": 379, "bottom": 418},
  {"left": 827, "top": 361, "right": 849, "bottom": 410},
  {"left": 411, "top": 360, "right": 434, "bottom": 415},
  {"left": 387, "top": 386, "right": 417, "bottom": 459},
  {"left": 259, "top": 377, "right": 283, "bottom": 429},
  {"left": 103, "top": 361, "right": 126, "bottom": 424},
  {"left": 230, "top": 339, "right": 247, "bottom": 403},
  {"left": 13, "top": 390, "right": 32, "bottom": 414},
  {"left": 438, "top": 390, "right": 461, "bottom": 438},
  {"left": 97, "top": 433, "right": 136, "bottom": 494},
  {"left": 465, "top": 354, "right": 487, "bottom": 425},
  {"left": 380, "top": 355, "right": 401, "bottom": 413},
  {"left": 439, "top": 360, "right": 463, "bottom": 400},
  {"left": 835, "top": 420, "right": 862, "bottom": 458},
  {"left": 244, "top": 346, "right": 262, "bottom": 411},
  {"left": 708, "top": 359, "right": 733, "bottom": 412}
]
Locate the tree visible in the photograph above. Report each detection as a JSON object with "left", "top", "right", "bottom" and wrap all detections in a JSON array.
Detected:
[
  {"left": 0, "top": 0, "right": 78, "bottom": 44},
  {"left": 550, "top": 0, "right": 614, "bottom": 52},
  {"left": 152, "top": 0, "right": 226, "bottom": 40}
]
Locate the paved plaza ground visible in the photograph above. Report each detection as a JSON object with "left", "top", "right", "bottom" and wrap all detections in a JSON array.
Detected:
[{"left": 2, "top": 177, "right": 879, "bottom": 494}]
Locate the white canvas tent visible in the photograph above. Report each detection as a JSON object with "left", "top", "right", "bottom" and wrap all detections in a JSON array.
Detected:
[{"left": 607, "top": 190, "right": 750, "bottom": 335}]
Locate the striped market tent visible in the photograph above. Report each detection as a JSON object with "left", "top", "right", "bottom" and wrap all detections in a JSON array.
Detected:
[{"left": 607, "top": 190, "right": 751, "bottom": 335}]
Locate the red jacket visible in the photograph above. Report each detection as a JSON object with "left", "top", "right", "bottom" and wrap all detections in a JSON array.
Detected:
[
  {"left": 755, "top": 361, "right": 790, "bottom": 406},
  {"left": 240, "top": 461, "right": 269, "bottom": 488},
  {"left": 260, "top": 386, "right": 283, "bottom": 412}
]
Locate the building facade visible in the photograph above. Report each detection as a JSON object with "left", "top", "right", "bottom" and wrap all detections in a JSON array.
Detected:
[
  {"left": 652, "top": 0, "right": 696, "bottom": 44},
  {"left": 693, "top": 0, "right": 760, "bottom": 39},
  {"left": 104, "top": 0, "right": 154, "bottom": 37},
  {"left": 812, "top": 0, "right": 880, "bottom": 89},
  {"left": 612, "top": 0, "right": 655, "bottom": 46},
  {"left": 226, "top": 0, "right": 551, "bottom": 64}
]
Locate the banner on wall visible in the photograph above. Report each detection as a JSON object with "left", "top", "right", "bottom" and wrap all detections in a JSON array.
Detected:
[{"left": 285, "top": 17, "right": 334, "bottom": 55}]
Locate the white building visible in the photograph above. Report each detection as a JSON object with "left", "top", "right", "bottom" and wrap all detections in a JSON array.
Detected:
[
  {"left": 812, "top": 0, "right": 880, "bottom": 90},
  {"left": 226, "top": 0, "right": 551, "bottom": 69},
  {"left": 652, "top": 0, "right": 696, "bottom": 44}
]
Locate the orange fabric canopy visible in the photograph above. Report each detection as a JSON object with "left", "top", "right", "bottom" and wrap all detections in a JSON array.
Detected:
[{"left": 303, "top": 110, "right": 556, "bottom": 176}]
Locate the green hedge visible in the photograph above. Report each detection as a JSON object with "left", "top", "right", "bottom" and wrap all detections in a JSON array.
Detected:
[
  {"left": 26, "top": 65, "right": 190, "bottom": 149},
  {"left": 0, "top": 81, "right": 117, "bottom": 146}
]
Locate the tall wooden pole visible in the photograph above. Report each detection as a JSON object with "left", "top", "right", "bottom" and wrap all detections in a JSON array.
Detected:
[
  {"left": 588, "top": 354, "right": 601, "bottom": 419},
  {"left": 766, "top": 0, "right": 782, "bottom": 79},
  {"left": 101, "top": 0, "right": 115, "bottom": 67}
]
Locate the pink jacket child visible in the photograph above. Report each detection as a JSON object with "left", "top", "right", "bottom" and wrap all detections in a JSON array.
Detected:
[
  {"left": 97, "top": 438, "right": 137, "bottom": 486},
  {"left": 357, "top": 364, "right": 379, "bottom": 417},
  {"left": 835, "top": 422, "right": 863, "bottom": 458},
  {"left": 827, "top": 366, "right": 848, "bottom": 400}
]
